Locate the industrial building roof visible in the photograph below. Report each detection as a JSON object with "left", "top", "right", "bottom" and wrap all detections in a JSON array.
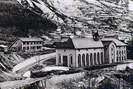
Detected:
[
  {"left": 55, "top": 36, "right": 104, "bottom": 49},
  {"left": 71, "top": 37, "right": 104, "bottom": 49},
  {"left": 55, "top": 36, "right": 127, "bottom": 49},
  {"left": 19, "top": 37, "right": 43, "bottom": 42},
  {"left": 102, "top": 38, "right": 127, "bottom": 46}
]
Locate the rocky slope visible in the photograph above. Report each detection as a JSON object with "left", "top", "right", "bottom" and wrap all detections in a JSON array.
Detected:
[{"left": 16, "top": 0, "right": 132, "bottom": 32}]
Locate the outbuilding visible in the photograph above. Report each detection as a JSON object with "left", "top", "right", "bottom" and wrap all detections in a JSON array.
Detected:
[{"left": 10, "top": 37, "right": 43, "bottom": 52}]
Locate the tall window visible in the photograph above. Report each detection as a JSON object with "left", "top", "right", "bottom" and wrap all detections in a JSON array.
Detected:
[
  {"left": 94, "top": 53, "right": 97, "bottom": 65},
  {"left": 86, "top": 53, "right": 89, "bottom": 66},
  {"left": 118, "top": 50, "right": 120, "bottom": 61},
  {"left": 82, "top": 54, "right": 85, "bottom": 67},
  {"left": 120, "top": 51, "right": 121, "bottom": 61},
  {"left": 90, "top": 53, "right": 93, "bottom": 65},
  {"left": 101, "top": 52, "right": 104, "bottom": 64},
  {"left": 125, "top": 50, "right": 127, "bottom": 60},
  {"left": 124, "top": 50, "right": 127, "bottom": 60},
  {"left": 69, "top": 54, "right": 73, "bottom": 66},
  {"left": 122, "top": 51, "right": 124, "bottom": 61},
  {"left": 117, "top": 51, "right": 119, "bottom": 62},
  {"left": 78, "top": 54, "right": 81, "bottom": 67},
  {"left": 59, "top": 54, "right": 61, "bottom": 64},
  {"left": 97, "top": 52, "right": 100, "bottom": 64}
]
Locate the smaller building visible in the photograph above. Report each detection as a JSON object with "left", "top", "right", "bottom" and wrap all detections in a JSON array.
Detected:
[
  {"left": 10, "top": 37, "right": 43, "bottom": 52},
  {"left": 102, "top": 38, "right": 127, "bottom": 64}
]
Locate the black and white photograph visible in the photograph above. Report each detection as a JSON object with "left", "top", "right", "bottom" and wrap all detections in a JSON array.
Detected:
[{"left": 0, "top": 0, "right": 133, "bottom": 89}]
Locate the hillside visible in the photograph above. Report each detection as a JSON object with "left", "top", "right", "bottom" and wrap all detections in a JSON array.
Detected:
[
  {"left": 0, "top": 0, "right": 56, "bottom": 37},
  {"left": 0, "top": 0, "right": 132, "bottom": 38}
]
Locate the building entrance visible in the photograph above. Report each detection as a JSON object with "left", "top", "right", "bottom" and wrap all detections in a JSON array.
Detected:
[{"left": 63, "top": 56, "right": 68, "bottom": 66}]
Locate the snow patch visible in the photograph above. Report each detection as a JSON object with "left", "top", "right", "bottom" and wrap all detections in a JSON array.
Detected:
[
  {"left": 42, "top": 66, "right": 69, "bottom": 72},
  {"left": 116, "top": 62, "right": 133, "bottom": 70},
  {"left": 23, "top": 71, "right": 31, "bottom": 78}
]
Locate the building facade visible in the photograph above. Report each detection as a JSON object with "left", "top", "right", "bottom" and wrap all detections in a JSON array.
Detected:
[
  {"left": 55, "top": 36, "right": 127, "bottom": 68},
  {"left": 10, "top": 37, "right": 43, "bottom": 52},
  {"left": 102, "top": 38, "right": 127, "bottom": 64}
]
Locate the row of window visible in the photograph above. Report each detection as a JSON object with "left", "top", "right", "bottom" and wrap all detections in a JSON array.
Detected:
[
  {"left": 117, "top": 50, "right": 126, "bottom": 57},
  {"left": 23, "top": 46, "right": 41, "bottom": 51},
  {"left": 23, "top": 41, "right": 42, "bottom": 45},
  {"left": 78, "top": 52, "right": 104, "bottom": 67},
  {"left": 117, "top": 56, "right": 126, "bottom": 61},
  {"left": 117, "top": 50, "right": 127, "bottom": 62}
]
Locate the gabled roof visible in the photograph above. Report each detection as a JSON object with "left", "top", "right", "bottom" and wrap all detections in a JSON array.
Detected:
[
  {"left": 102, "top": 41, "right": 113, "bottom": 47},
  {"left": 102, "top": 38, "right": 127, "bottom": 46},
  {"left": 19, "top": 38, "right": 43, "bottom": 42},
  {"left": 71, "top": 37, "right": 104, "bottom": 49},
  {"left": 55, "top": 36, "right": 104, "bottom": 49}
]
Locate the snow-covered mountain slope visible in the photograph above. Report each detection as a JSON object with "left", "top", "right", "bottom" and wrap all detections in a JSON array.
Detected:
[{"left": 18, "top": 0, "right": 126, "bottom": 23}]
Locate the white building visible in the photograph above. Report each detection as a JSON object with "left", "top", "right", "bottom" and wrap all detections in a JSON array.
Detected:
[
  {"left": 55, "top": 36, "right": 127, "bottom": 68},
  {"left": 102, "top": 38, "right": 127, "bottom": 63},
  {"left": 10, "top": 37, "right": 43, "bottom": 52}
]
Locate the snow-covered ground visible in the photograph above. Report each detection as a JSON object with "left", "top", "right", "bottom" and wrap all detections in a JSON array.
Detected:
[
  {"left": 42, "top": 66, "right": 69, "bottom": 72},
  {"left": 12, "top": 53, "right": 56, "bottom": 73},
  {"left": 116, "top": 60, "right": 133, "bottom": 70}
]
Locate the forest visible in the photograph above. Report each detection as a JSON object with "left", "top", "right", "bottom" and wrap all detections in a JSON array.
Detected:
[{"left": 0, "top": 0, "right": 56, "bottom": 37}]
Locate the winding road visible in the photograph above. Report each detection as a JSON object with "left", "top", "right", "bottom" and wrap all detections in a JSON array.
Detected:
[{"left": 12, "top": 52, "right": 56, "bottom": 73}]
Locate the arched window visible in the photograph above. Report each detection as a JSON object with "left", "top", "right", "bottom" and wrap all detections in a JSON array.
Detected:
[
  {"left": 86, "top": 53, "right": 89, "bottom": 66},
  {"left": 78, "top": 54, "right": 81, "bottom": 67},
  {"left": 101, "top": 52, "right": 104, "bottom": 64},
  {"left": 90, "top": 53, "right": 93, "bottom": 65},
  {"left": 97, "top": 52, "right": 100, "bottom": 64},
  {"left": 82, "top": 54, "right": 85, "bottom": 67},
  {"left": 94, "top": 53, "right": 97, "bottom": 65}
]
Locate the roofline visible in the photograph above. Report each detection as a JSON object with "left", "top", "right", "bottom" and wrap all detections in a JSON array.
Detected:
[
  {"left": 75, "top": 47, "right": 104, "bottom": 49},
  {"left": 19, "top": 39, "right": 43, "bottom": 42},
  {"left": 20, "top": 40, "right": 43, "bottom": 42},
  {"left": 18, "top": 37, "right": 43, "bottom": 42},
  {"left": 102, "top": 39, "right": 127, "bottom": 46},
  {"left": 116, "top": 45, "right": 127, "bottom": 47},
  {"left": 56, "top": 47, "right": 104, "bottom": 50},
  {"left": 108, "top": 41, "right": 126, "bottom": 47}
]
